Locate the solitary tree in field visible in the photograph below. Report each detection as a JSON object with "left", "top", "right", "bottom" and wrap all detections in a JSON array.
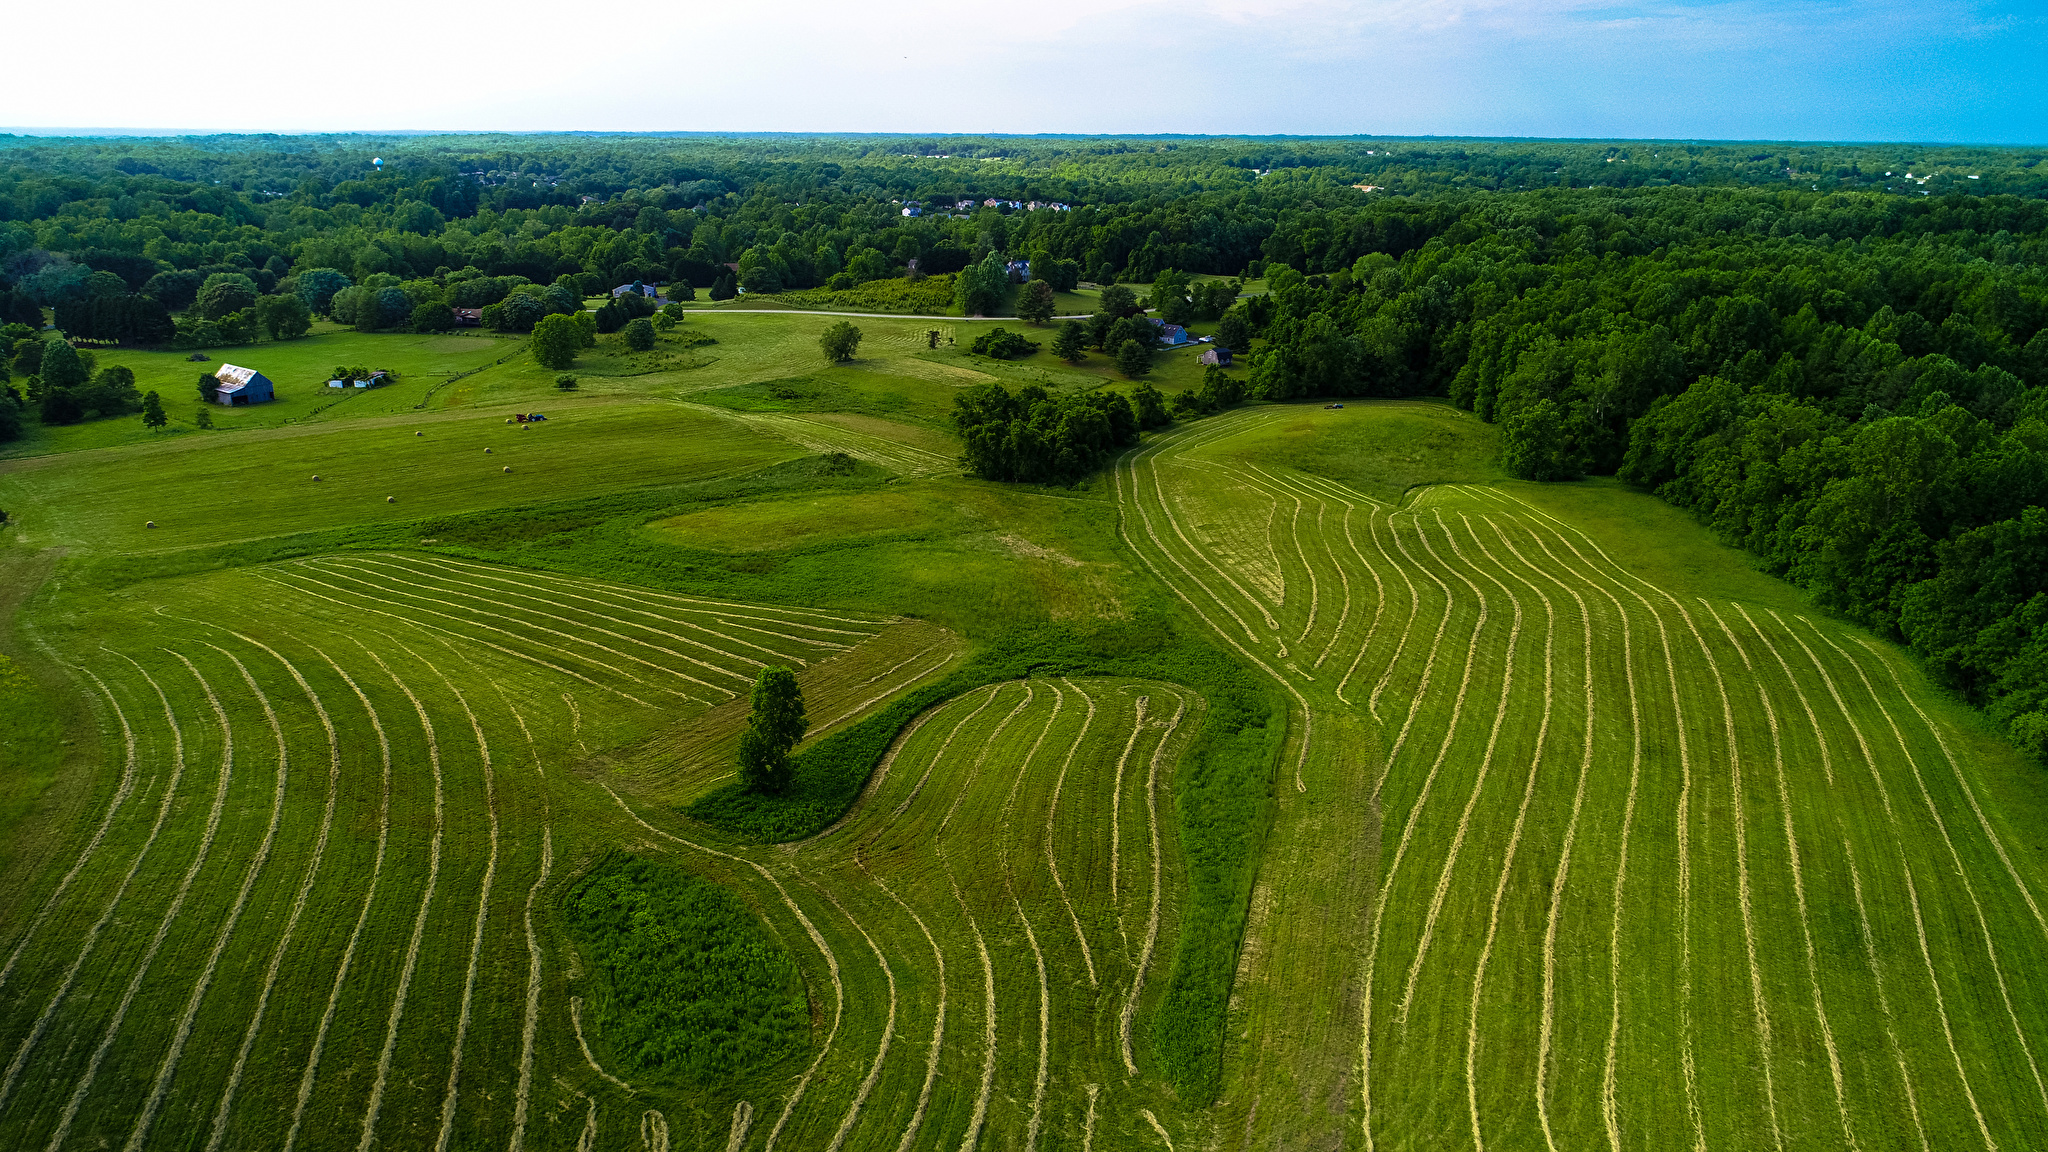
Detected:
[
  {"left": 739, "top": 667, "right": 807, "bottom": 794},
  {"left": 1052, "top": 320, "right": 1086, "bottom": 362},
  {"left": 1016, "top": 279, "right": 1057, "bottom": 326},
  {"left": 194, "top": 406, "right": 213, "bottom": 429},
  {"left": 140, "top": 391, "right": 166, "bottom": 430},
  {"left": 622, "top": 316, "right": 657, "bottom": 351},
  {"left": 819, "top": 320, "right": 862, "bottom": 363},
  {"left": 1116, "top": 338, "right": 1152, "bottom": 379},
  {"left": 530, "top": 312, "right": 582, "bottom": 370}
]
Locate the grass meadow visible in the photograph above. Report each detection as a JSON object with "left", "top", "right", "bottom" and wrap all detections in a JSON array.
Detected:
[{"left": 4, "top": 296, "right": 2047, "bottom": 1150}]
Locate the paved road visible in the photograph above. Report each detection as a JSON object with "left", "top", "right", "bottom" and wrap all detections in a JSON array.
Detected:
[{"left": 673, "top": 308, "right": 1097, "bottom": 320}]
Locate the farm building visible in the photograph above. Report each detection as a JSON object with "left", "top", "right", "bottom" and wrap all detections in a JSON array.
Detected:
[
  {"left": 213, "top": 364, "right": 275, "bottom": 405},
  {"left": 1199, "top": 346, "right": 1233, "bottom": 367},
  {"left": 1147, "top": 318, "right": 1191, "bottom": 346},
  {"left": 451, "top": 307, "right": 483, "bottom": 327}
]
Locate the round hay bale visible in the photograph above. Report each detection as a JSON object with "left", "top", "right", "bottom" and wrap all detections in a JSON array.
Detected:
[
  {"left": 145, "top": 520, "right": 156, "bottom": 528},
  {"left": 485, "top": 447, "right": 493, "bottom": 454},
  {"left": 386, "top": 496, "right": 396, "bottom": 503},
  {"left": 503, "top": 465, "right": 511, "bottom": 473},
  {"left": 312, "top": 475, "right": 321, "bottom": 481},
  {"left": 521, "top": 424, "right": 531, "bottom": 431},
  {"left": 415, "top": 431, "right": 423, "bottom": 437}
]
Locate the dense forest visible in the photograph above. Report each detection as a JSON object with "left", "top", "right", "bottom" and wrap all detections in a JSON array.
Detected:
[{"left": 3, "top": 131, "right": 2046, "bottom": 757}]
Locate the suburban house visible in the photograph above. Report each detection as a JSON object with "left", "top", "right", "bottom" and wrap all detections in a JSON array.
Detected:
[
  {"left": 212, "top": 364, "right": 275, "bottom": 405},
  {"left": 1005, "top": 259, "right": 1032, "bottom": 282},
  {"left": 1199, "top": 346, "right": 1233, "bottom": 367},
  {"left": 612, "top": 282, "right": 658, "bottom": 299},
  {"left": 1147, "top": 318, "right": 1191, "bottom": 346},
  {"left": 450, "top": 307, "right": 483, "bottom": 327},
  {"left": 901, "top": 203, "right": 922, "bottom": 217}
]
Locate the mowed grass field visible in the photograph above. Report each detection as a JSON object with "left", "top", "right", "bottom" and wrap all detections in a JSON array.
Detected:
[
  {"left": 1116, "top": 400, "right": 2048, "bottom": 1151},
  {"left": 8, "top": 294, "right": 2048, "bottom": 1152}
]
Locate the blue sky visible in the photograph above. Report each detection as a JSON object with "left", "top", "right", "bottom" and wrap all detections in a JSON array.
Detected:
[{"left": 8, "top": 0, "right": 2044, "bottom": 142}]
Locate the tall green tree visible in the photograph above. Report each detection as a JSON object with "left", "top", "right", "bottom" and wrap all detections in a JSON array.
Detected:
[
  {"left": 1116, "top": 338, "right": 1153, "bottom": 379},
  {"left": 818, "top": 320, "right": 862, "bottom": 363},
  {"left": 738, "top": 667, "right": 807, "bottom": 794},
  {"left": 1016, "top": 279, "right": 1057, "bottom": 325},
  {"left": 1052, "top": 320, "right": 1087, "bottom": 362},
  {"left": 622, "top": 316, "right": 656, "bottom": 351},
  {"left": 196, "top": 274, "right": 258, "bottom": 320},
  {"left": 39, "top": 339, "right": 88, "bottom": 391},
  {"left": 530, "top": 313, "right": 583, "bottom": 370},
  {"left": 295, "top": 268, "right": 352, "bottom": 315},
  {"left": 140, "top": 390, "right": 166, "bottom": 430}
]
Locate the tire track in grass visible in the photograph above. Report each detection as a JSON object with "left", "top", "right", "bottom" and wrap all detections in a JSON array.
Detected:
[
  {"left": 1115, "top": 437, "right": 1314, "bottom": 792},
  {"left": 1768, "top": 611, "right": 1982, "bottom": 1151},
  {"left": 426, "top": 654, "right": 501, "bottom": 1152},
  {"left": 1722, "top": 604, "right": 1861, "bottom": 1152},
  {"left": 1360, "top": 512, "right": 1490, "bottom": 1151},
  {"left": 122, "top": 644, "right": 292, "bottom": 1152},
  {"left": 599, "top": 786, "right": 847, "bottom": 1152},
  {"left": 1804, "top": 621, "right": 2048, "bottom": 1133},
  {"left": 1122, "top": 692, "right": 1188, "bottom": 1076},
  {"left": 255, "top": 570, "right": 657, "bottom": 708},
  {"left": 356, "top": 642, "right": 447, "bottom": 1152},
  {"left": 204, "top": 636, "right": 346, "bottom": 1152},
  {"left": 0, "top": 667, "right": 138, "bottom": 996},
  {"left": 344, "top": 555, "right": 769, "bottom": 681},
  {"left": 284, "top": 652, "right": 392, "bottom": 1152},
  {"left": 1485, "top": 518, "right": 1606, "bottom": 1152},
  {"left": 1478, "top": 488, "right": 1711, "bottom": 1152},
  {"left": 1397, "top": 511, "right": 1521, "bottom": 1025},
  {"left": 1047, "top": 681, "right": 1102, "bottom": 987},
  {"left": 406, "top": 554, "right": 838, "bottom": 663},
  {"left": 0, "top": 656, "right": 187, "bottom": 1115},
  {"left": 1460, "top": 515, "right": 1559, "bottom": 1152},
  {"left": 306, "top": 559, "right": 720, "bottom": 700}
]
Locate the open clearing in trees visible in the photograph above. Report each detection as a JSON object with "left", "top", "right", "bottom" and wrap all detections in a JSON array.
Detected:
[{"left": 6, "top": 308, "right": 2048, "bottom": 1151}]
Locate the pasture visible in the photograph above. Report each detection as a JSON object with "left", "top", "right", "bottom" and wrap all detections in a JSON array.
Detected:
[{"left": 6, "top": 292, "right": 2048, "bottom": 1152}]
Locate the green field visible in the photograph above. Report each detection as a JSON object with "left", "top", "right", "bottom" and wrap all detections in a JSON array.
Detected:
[{"left": 5, "top": 305, "right": 2048, "bottom": 1151}]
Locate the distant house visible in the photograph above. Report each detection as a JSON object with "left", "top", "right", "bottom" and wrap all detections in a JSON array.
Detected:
[
  {"left": 212, "top": 364, "right": 275, "bottom": 406},
  {"left": 1199, "top": 347, "right": 1233, "bottom": 367},
  {"left": 612, "top": 282, "right": 658, "bottom": 299},
  {"left": 901, "top": 204, "right": 922, "bottom": 217},
  {"left": 1147, "top": 318, "right": 1190, "bottom": 347},
  {"left": 451, "top": 307, "right": 483, "bottom": 327},
  {"left": 1004, "top": 259, "right": 1031, "bottom": 283}
]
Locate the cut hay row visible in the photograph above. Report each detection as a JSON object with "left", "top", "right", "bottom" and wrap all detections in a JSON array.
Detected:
[
  {"left": 391, "top": 552, "right": 830, "bottom": 668},
  {"left": 885, "top": 683, "right": 1004, "bottom": 822},
  {"left": 1478, "top": 489, "right": 1709, "bottom": 1152},
  {"left": 284, "top": 652, "right": 393, "bottom": 1152},
  {"left": 355, "top": 644, "right": 447, "bottom": 1152},
  {"left": 1115, "top": 440, "right": 1316, "bottom": 792},
  {"left": 1229, "top": 464, "right": 1322, "bottom": 640},
  {"left": 422, "top": 554, "right": 878, "bottom": 646},
  {"left": 348, "top": 555, "right": 776, "bottom": 676},
  {"left": 509, "top": 828, "right": 552, "bottom": 1152},
  {"left": 1483, "top": 519, "right": 1604, "bottom": 1152},
  {"left": 868, "top": 866, "right": 945, "bottom": 1152},
  {"left": 203, "top": 636, "right": 345, "bottom": 1152},
  {"left": 427, "top": 664, "right": 501, "bottom": 1152},
  {"left": 1267, "top": 470, "right": 1391, "bottom": 680},
  {"left": 995, "top": 682, "right": 1060, "bottom": 1150},
  {"left": 814, "top": 885, "right": 896, "bottom": 1152},
  {"left": 725, "top": 1102, "right": 755, "bottom": 1152},
  {"left": 0, "top": 656, "right": 189, "bottom": 1114},
  {"left": 1395, "top": 511, "right": 1523, "bottom": 1025},
  {"left": 1719, "top": 603, "right": 1859, "bottom": 1151},
  {"left": 641, "top": 1110, "right": 670, "bottom": 1152},
  {"left": 1045, "top": 681, "right": 1102, "bottom": 987},
  {"left": 596, "top": 785, "right": 849, "bottom": 1152},
  {"left": 1141, "top": 443, "right": 1281, "bottom": 634},
  {"left": 124, "top": 644, "right": 291, "bottom": 1152},
  {"left": 1861, "top": 640, "right": 2048, "bottom": 963},
  {"left": 256, "top": 571, "right": 657, "bottom": 709},
  {"left": 1359, "top": 512, "right": 1493, "bottom": 1152},
  {"left": 1672, "top": 597, "right": 1784, "bottom": 1152},
  {"left": 813, "top": 646, "right": 958, "bottom": 737},
  {"left": 1143, "top": 1109, "right": 1176, "bottom": 1150},
  {"left": 1806, "top": 622, "right": 2048, "bottom": 1125},
  {"left": 1108, "top": 694, "right": 1150, "bottom": 912},
  {"left": 1118, "top": 445, "right": 1264, "bottom": 645},
  {"left": 1122, "top": 692, "right": 1189, "bottom": 1077},
  {"left": 305, "top": 559, "right": 720, "bottom": 699},
  {"left": 569, "top": 997, "right": 633, "bottom": 1094},
  {"left": 1467, "top": 507, "right": 1643, "bottom": 1152},
  {"left": 952, "top": 886, "right": 999, "bottom": 1152},
  {"left": 1457, "top": 514, "right": 1560, "bottom": 1152},
  {"left": 1371, "top": 513, "right": 1458, "bottom": 777},
  {"left": 1766, "top": 611, "right": 1993, "bottom": 1149},
  {"left": 0, "top": 666, "right": 138, "bottom": 997}
]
